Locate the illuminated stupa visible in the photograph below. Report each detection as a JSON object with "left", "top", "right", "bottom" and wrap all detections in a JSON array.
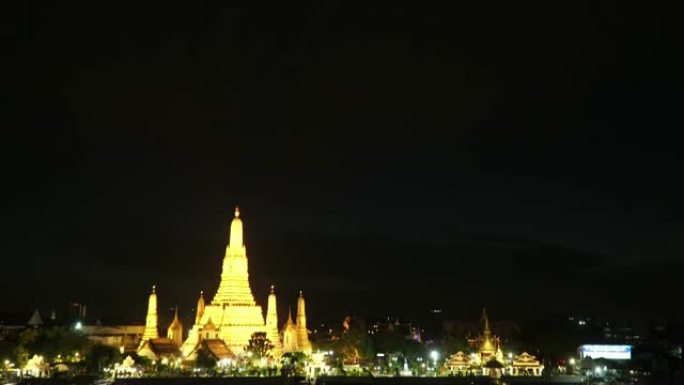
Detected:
[
  {"left": 182, "top": 207, "right": 266, "bottom": 355},
  {"left": 477, "top": 308, "right": 503, "bottom": 364},
  {"left": 265, "top": 285, "right": 283, "bottom": 358},
  {"left": 295, "top": 291, "right": 313, "bottom": 355},
  {"left": 281, "top": 292, "right": 312, "bottom": 355},
  {"left": 167, "top": 307, "right": 183, "bottom": 347},
  {"left": 140, "top": 285, "right": 159, "bottom": 347}
]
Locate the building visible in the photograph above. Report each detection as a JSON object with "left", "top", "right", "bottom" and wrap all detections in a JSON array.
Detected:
[
  {"left": 445, "top": 351, "right": 472, "bottom": 375},
  {"left": 80, "top": 324, "right": 144, "bottom": 353},
  {"left": 445, "top": 309, "right": 543, "bottom": 377},
  {"left": 282, "top": 292, "right": 312, "bottom": 355},
  {"left": 511, "top": 352, "right": 543, "bottom": 376},
  {"left": 137, "top": 286, "right": 182, "bottom": 361},
  {"left": 167, "top": 307, "right": 183, "bottom": 347},
  {"left": 469, "top": 308, "right": 504, "bottom": 365},
  {"left": 135, "top": 207, "right": 312, "bottom": 360},
  {"left": 265, "top": 286, "right": 282, "bottom": 357}
]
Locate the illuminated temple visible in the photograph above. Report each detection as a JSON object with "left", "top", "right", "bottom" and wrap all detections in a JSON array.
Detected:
[
  {"left": 445, "top": 309, "right": 543, "bottom": 377},
  {"left": 137, "top": 207, "right": 313, "bottom": 360}
]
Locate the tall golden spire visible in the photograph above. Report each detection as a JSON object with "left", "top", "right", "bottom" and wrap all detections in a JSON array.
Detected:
[
  {"left": 140, "top": 285, "right": 159, "bottom": 347},
  {"left": 282, "top": 306, "right": 297, "bottom": 353},
  {"left": 181, "top": 206, "right": 266, "bottom": 356},
  {"left": 286, "top": 307, "right": 294, "bottom": 326},
  {"left": 479, "top": 307, "right": 496, "bottom": 355},
  {"left": 266, "top": 285, "right": 282, "bottom": 357},
  {"left": 296, "top": 291, "right": 312, "bottom": 355},
  {"left": 195, "top": 291, "right": 205, "bottom": 324},
  {"left": 167, "top": 306, "right": 183, "bottom": 347},
  {"left": 213, "top": 206, "right": 257, "bottom": 305}
]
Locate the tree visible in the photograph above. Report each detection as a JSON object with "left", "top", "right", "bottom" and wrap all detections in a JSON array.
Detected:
[
  {"left": 373, "top": 330, "right": 405, "bottom": 354},
  {"left": 13, "top": 326, "right": 90, "bottom": 366},
  {"left": 338, "top": 323, "right": 373, "bottom": 365},
  {"left": 441, "top": 335, "right": 469, "bottom": 356},
  {"left": 84, "top": 344, "right": 121, "bottom": 374},
  {"left": 245, "top": 332, "right": 274, "bottom": 360},
  {"left": 281, "top": 352, "right": 307, "bottom": 377},
  {"left": 195, "top": 348, "right": 217, "bottom": 370}
]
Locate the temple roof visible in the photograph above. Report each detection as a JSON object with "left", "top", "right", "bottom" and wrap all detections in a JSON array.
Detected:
[
  {"left": 202, "top": 317, "right": 218, "bottom": 331},
  {"left": 142, "top": 338, "right": 182, "bottom": 357},
  {"left": 481, "top": 337, "right": 496, "bottom": 353},
  {"left": 446, "top": 351, "right": 471, "bottom": 367},
  {"left": 27, "top": 310, "right": 43, "bottom": 327},
  {"left": 513, "top": 352, "right": 542, "bottom": 367},
  {"left": 202, "top": 339, "right": 234, "bottom": 360}
]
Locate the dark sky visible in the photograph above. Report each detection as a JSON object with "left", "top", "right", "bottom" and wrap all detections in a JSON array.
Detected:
[{"left": 3, "top": 3, "right": 683, "bottom": 325}]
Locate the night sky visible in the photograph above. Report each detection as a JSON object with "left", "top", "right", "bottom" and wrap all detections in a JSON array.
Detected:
[{"left": 4, "top": 3, "right": 683, "bottom": 325}]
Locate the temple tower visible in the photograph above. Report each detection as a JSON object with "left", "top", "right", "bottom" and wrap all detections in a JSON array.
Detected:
[
  {"left": 181, "top": 207, "right": 265, "bottom": 356},
  {"left": 195, "top": 291, "right": 205, "bottom": 324},
  {"left": 167, "top": 306, "right": 183, "bottom": 347},
  {"left": 282, "top": 308, "right": 298, "bottom": 353},
  {"left": 140, "top": 285, "right": 159, "bottom": 347},
  {"left": 265, "top": 285, "right": 282, "bottom": 357},
  {"left": 212, "top": 206, "right": 258, "bottom": 305},
  {"left": 296, "top": 291, "right": 312, "bottom": 355}
]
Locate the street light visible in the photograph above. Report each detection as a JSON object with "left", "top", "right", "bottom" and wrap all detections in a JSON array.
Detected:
[{"left": 429, "top": 350, "right": 439, "bottom": 369}]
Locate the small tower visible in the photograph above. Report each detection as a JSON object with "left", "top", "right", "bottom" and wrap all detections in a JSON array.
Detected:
[
  {"left": 167, "top": 306, "right": 183, "bottom": 347},
  {"left": 195, "top": 291, "right": 205, "bottom": 324},
  {"left": 282, "top": 308, "right": 298, "bottom": 353},
  {"left": 296, "top": 291, "right": 312, "bottom": 355},
  {"left": 266, "top": 285, "right": 282, "bottom": 357},
  {"left": 140, "top": 285, "right": 159, "bottom": 348}
]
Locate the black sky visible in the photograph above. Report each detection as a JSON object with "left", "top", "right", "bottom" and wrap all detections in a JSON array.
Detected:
[{"left": 3, "top": 3, "right": 683, "bottom": 324}]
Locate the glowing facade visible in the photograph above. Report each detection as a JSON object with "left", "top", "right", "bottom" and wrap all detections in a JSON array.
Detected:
[
  {"left": 474, "top": 308, "right": 503, "bottom": 364},
  {"left": 167, "top": 307, "right": 183, "bottom": 347},
  {"left": 138, "top": 207, "right": 314, "bottom": 359},
  {"left": 445, "top": 309, "right": 542, "bottom": 377},
  {"left": 281, "top": 292, "right": 312, "bottom": 355},
  {"left": 296, "top": 292, "right": 313, "bottom": 355},
  {"left": 182, "top": 207, "right": 266, "bottom": 355},
  {"left": 266, "top": 286, "right": 283, "bottom": 357},
  {"left": 282, "top": 308, "right": 298, "bottom": 353},
  {"left": 140, "top": 286, "right": 159, "bottom": 347}
]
